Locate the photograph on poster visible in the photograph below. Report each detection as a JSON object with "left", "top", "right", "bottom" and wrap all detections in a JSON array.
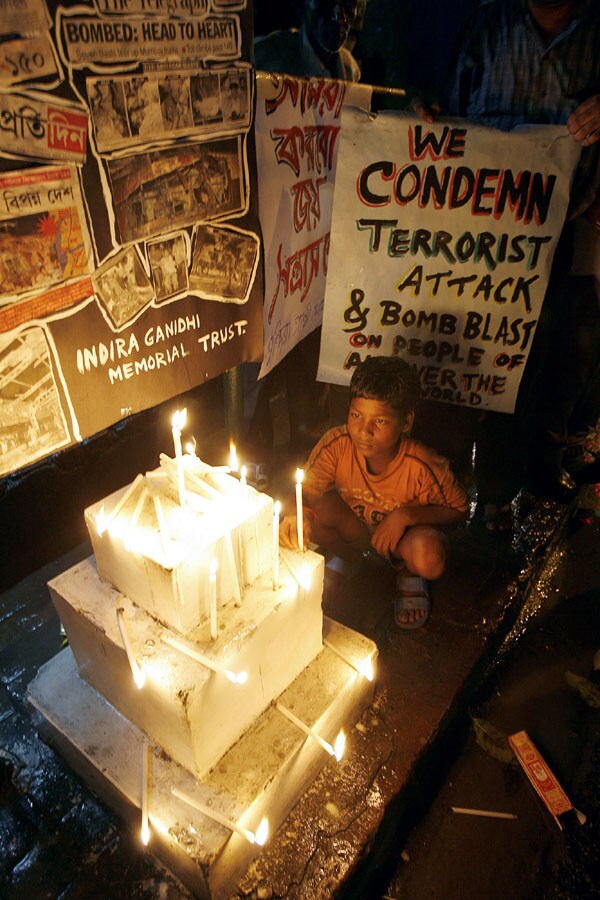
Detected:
[
  {"left": 0, "top": 326, "right": 69, "bottom": 476},
  {"left": 190, "top": 72, "right": 223, "bottom": 126},
  {"left": 189, "top": 223, "right": 258, "bottom": 302},
  {"left": 0, "top": 207, "right": 88, "bottom": 300},
  {"left": 0, "top": 165, "right": 92, "bottom": 304},
  {"left": 159, "top": 75, "right": 194, "bottom": 132},
  {"left": 87, "top": 67, "right": 251, "bottom": 153},
  {"left": 106, "top": 138, "right": 244, "bottom": 244},
  {"left": 93, "top": 246, "right": 154, "bottom": 329},
  {"left": 88, "top": 79, "right": 129, "bottom": 148},
  {"left": 124, "top": 76, "right": 163, "bottom": 138},
  {"left": 147, "top": 233, "right": 189, "bottom": 302},
  {"left": 220, "top": 70, "right": 248, "bottom": 123}
]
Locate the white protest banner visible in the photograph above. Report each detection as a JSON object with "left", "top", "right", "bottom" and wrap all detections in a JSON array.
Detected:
[
  {"left": 319, "top": 110, "right": 580, "bottom": 413},
  {"left": 255, "top": 73, "right": 371, "bottom": 378}
]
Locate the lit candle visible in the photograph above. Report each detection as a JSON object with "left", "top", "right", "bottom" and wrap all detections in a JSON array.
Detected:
[
  {"left": 171, "top": 408, "right": 187, "bottom": 507},
  {"left": 295, "top": 468, "right": 304, "bottom": 551},
  {"left": 116, "top": 607, "right": 145, "bottom": 689},
  {"left": 275, "top": 702, "right": 345, "bottom": 761},
  {"left": 323, "top": 639, "right": 375, "bottom": 682},
  {"left": 272, "top": 501, "right": 280, "bottom": 591},
  {"left": 171, "top": 787, "right": 269, "bottom": 846},
  {"left": 224, "top": 532, "right": 242, "bottom": 607},
  {"left": 229, "top": 441, "right": 238, "bottom": 473},
  {"left": 237, "top": 529, "right": 246, "bottom": 588},
  {"left": 124, "top": 484, "right": 149, "bottom": 550},
  {"left": 240, "top": 464, "right": 247, "bottom": 487},
  {"left": 141, "top": 740, "right": 150, "bottom": 845},
  {"left": 209, "top": 557, "right": 218, "bottom": 640},
  {"left": 152, "top": 494, "right": 170, "bottom": 559},
  {"left": 162, "top": 634, "right": 247, "bottom": 683},
  {"left": 101, "top": 473, "right": 144, "bottom": 530}
]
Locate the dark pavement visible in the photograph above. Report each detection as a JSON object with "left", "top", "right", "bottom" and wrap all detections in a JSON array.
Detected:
[
  {"left": 1, "top": 441, "right": 598, "bottom": 898},
  {"left": 385, "top": 497, "right": 600, "bottom": 900}
]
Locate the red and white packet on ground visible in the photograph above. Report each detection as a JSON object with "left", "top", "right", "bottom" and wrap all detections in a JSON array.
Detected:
[{"left": 508, "top": 730, "right": 574, "bottom": 829}]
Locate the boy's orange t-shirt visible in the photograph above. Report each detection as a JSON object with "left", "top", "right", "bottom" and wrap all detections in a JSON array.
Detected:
[{"left": 304, "top": 425, "right": 469, "bottom": 532}]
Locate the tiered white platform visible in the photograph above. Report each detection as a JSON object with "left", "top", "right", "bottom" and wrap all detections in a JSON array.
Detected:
[
  {"left": 29, "top": 615, "right": 376, "bottom": 899},
  {"left": 27, "top": 454, "right": 377, "bottom": 898}
]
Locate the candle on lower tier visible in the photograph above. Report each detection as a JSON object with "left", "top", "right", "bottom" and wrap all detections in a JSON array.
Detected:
[
  {"left": 102, "top": 473, "right": 144, "bottom": 530},
  {"left": 141, "top": 740, "right": 150, "bottom": 845},
  {"left": 275, "top": 702, "right": 345, "bottom": 760},
  {"left": 323, "top": 638, "right": 375, "bottom": 682},
  {"left": 171, "top": 408, "right": 187, "bottom": 507},
  {"left": 295, "top": 469, "right": 304, "bottom": 551},
  {"left": 209, "top": 558, "right": 218, "bottom": 640},
  {"left": 240, "top": 464, "right": 247, "bottom": 486},
  {"left": 162, "top": 634, "right": 247, "bottom": 683},
  {"left": 272, "top": 501, "right": 281, "bottom": 591},
  {"left": 116, "top": 607, "right": 145, "bottom": 689},
  {"left": 171, "top": 787, "right": 269, "bottom": 846}
]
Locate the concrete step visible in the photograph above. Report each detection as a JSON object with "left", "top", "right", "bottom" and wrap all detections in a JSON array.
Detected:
[{"left": 27, "top": 617, "right": 377, "bottom": 900}]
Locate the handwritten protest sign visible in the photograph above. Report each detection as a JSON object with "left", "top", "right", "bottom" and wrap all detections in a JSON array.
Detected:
[
  {"left": 319, "top": 110, "right": 580, "bottom": 413},
  {"left": 255, "top": 73, "right": 371, "bottom": 378}
]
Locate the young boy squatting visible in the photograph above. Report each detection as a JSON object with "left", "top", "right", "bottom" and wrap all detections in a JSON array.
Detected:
[{"left": 279, "top": 357, "right": 469, "bottom": 628}]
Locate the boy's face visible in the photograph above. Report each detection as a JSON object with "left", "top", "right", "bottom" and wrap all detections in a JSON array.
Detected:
[{"left": 347, "top": 397, "right": 413, "bottom": 471}]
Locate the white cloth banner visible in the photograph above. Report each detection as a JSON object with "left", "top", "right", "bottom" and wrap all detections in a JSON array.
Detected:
[
  {"left": 255, "top": 73, "right": 372, "bottom": 378},
  {"left": 319, "top": 110, "right": 581, "bottom": 413}
]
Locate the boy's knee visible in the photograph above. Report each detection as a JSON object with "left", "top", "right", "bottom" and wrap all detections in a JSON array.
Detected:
[{"left": 405, "top": 529, "right": 448, "bottom": 580}]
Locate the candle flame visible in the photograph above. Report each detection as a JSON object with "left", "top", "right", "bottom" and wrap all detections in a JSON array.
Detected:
[
  {"left": 225, "top": 669, "right": 248, "bottom": 685},
  {"left": 171, "top": 407, "right": 187, "bottom": 432},
  {"left": 229, "top": 441, "right": 238, "bottom": 472},
  {"left": 295, "top": 467, "right": 304, "bottom": 485},
  {"left": 185, "top": 437, "right": 197, "bottom": 456},
  {"left": 359, "top": 656, "right": 375, "bottom": 682},
  {"left": 253, "top": 817, "right": 269, "bottom": 846},
  {"left": 134, "top": 665, "right": 146, "bottom": 690},
  {"left": 333, "top": 730, "right": 346, "bottom": 762},
  {"left": 274, "top": 500, "right": 281, "bottom": 516},
  {"left": 141, "top": 820, "right": 150, "bottom": 845}
]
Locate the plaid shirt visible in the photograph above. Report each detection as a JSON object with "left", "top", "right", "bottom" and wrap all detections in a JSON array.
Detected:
[{"left": 445, "top": 0, "right": 600, "bottom": 216}]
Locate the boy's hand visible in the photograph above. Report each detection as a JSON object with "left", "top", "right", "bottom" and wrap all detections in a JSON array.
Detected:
[
  {"left": 370, "top": 508, "right": 410, "bottom": 557},
  {"left": 279, "top": 514, "right": 312, "bottom": 550}
]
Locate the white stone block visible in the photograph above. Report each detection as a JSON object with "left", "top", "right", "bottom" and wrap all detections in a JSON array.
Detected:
[
  {"left": 84, "top": 461, "right": 274, "bottom": 635},
  {"left": 28, "top": 616, "right": 377, "bottom": 900},
  {"left": 48, "top": 552, "right": 324, "bottom": 777}
]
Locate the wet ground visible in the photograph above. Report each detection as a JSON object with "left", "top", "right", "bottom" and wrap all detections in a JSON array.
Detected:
[
  {"left": 1, "top": 446, "right": 599, "bottom": 898},
  {"left": 385, "top": 505, "right": 600, "bottom": 900}
]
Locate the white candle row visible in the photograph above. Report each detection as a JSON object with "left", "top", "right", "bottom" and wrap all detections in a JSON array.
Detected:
[
  {"left": 139, "top": 747, "right": 270, "bottom": 849},
  {"left": 162, "top": 633, "right": 247, "bottom": 683},
  {"left": 172, "top": 787, "right": 269, "bottom": 846},
  {"left": 275, "top": 702, "right": 346, "bottom": 761}
]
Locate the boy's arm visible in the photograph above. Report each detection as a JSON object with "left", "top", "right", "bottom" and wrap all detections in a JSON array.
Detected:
[{"left": 371, "top": 504, "right": 467, "bottom": 558}]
